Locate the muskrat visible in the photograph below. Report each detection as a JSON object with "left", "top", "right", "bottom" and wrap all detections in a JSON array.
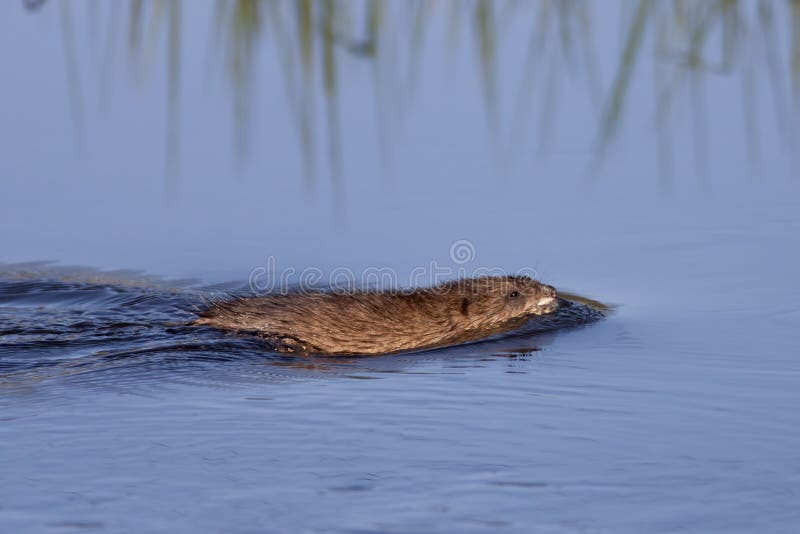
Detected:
[{"left": 194, "top": 275, "right": 558, "bottom": 355}]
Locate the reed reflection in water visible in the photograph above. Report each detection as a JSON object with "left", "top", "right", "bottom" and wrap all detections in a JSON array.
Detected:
[{"left": 29, "top": 0, "right": 800, "bottom": 194}]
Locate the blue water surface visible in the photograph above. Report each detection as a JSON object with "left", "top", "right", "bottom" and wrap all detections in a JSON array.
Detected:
[{"left": 1, "top": 2, "right": 799, "bottom": 532}]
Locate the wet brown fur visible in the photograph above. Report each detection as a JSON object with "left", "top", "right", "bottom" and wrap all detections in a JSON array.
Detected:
[{"left": 194, "top": 276, "right": 558, "bottom": 355}]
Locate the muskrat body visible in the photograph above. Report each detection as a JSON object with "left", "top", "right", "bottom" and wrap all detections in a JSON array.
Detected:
[{"left": 194, "top": 275, "right": 558, "bottom": 355}]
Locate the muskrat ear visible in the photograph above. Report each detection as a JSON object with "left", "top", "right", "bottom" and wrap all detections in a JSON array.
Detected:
[{"left": 460, "top": 297, "right": 470, "bottom": 316}]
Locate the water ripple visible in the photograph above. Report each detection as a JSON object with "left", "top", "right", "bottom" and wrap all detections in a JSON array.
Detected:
[{"left": 0, "top": 275, "right": 604, "bottom": 391}]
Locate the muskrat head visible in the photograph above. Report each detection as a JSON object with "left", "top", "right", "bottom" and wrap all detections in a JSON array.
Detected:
[{"left": 451, "top": 275, "right": 558, "bottom": 329}]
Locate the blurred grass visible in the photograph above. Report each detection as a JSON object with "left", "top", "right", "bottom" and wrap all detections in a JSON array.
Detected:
[{"left": 34, "top": 0, "right": 800, "bottom": 190}]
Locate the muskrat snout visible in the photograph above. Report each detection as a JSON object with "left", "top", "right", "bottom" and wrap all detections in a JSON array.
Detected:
[
  {"left": 542, "top": 285, "right": 557, "bottom": 299},
  {"left": 536, "top": 284, "right": 557, "bottom": 305},
  {"left": 533, "top": 284, "right": 558, "bottom": 311}
]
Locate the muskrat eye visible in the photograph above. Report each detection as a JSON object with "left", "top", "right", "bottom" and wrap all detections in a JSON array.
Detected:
[{"left": 508, "top": 291, "right": 520, "bottom": 298}]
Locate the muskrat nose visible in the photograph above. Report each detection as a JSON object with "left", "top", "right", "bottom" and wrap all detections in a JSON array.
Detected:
[{"left": 542, "top": 285, "right": 557, "bottom": 298}]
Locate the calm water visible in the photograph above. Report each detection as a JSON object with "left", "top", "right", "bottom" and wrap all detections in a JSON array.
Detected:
[{"left": 1, "top": 1, "right": 800, "bottom": 532}]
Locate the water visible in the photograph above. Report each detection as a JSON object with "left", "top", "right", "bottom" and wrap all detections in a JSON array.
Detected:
[{"left": 2, "top": 1, "right": 800, "bottom": 532}]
